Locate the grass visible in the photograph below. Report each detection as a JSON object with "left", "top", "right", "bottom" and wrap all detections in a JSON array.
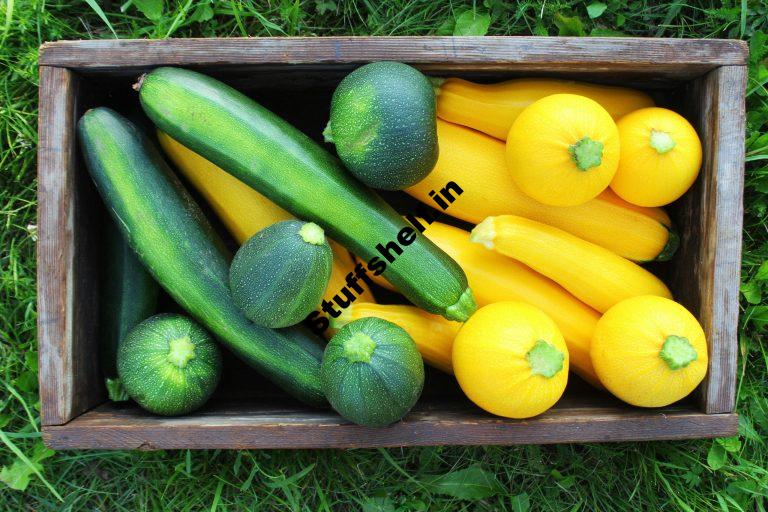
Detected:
[{"left": 1, "top": 0, "right": 767, "bottom": 510}]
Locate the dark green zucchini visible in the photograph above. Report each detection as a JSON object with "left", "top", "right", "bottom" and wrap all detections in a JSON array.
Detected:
[
  {"left": 100, "top": 222, "right": 159, "bottom": 401},
  {"left": 324, "top": 61, "right": 438, "bottom": 190},
  {"left": 321, "top": 317, "right": 424, "bottom": 426},
  {"left": 230, "top": 220, "right": 332, "bottom": 328},
  {"left": 78, "top": 107, "right": 325, "bottom": 407},
  {"left": 137, "top": 67, "right": 476, "bottom": 322}
]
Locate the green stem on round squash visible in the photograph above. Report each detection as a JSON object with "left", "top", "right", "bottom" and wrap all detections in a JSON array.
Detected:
[
  {"left": 299, "top": 222, "right": 325, "bottom": 245},
  {"left": 343, "top": 332, "right": 377, "bottom": 363},
  {"left": 526, "top": 340, "right": 565, "bottom": 378},
  {"left": 569, "top": 136, "right": 604, "bottom": 171},
  {"left": 167, "top": 336, "right": 196, "bottom": 368},
  {"left": 650, "top": 129, "right": 676, "bottom": 154},
  {"left": 659, "top": 335, "right": 697, "bottom": 370}
]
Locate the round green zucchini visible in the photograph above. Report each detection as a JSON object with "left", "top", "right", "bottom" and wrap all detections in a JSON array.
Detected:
[
  {"left": 321, "top": 317, "right": 424, "bottom": 426},
  {"left": 230, "top": 220, "right": 332, "bottom": 328},
  {"left": 324, "top": 61, "right": 438, "bottom": 190},
  {"left": 117, "top": 314, "right": 222, "bottom": 416}
]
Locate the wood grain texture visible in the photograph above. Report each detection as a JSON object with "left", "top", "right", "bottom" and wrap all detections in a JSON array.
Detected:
[
  {"left": 672, "top": 65, "right": 746, "bottom": 414},
  {"left": 43, "top": 399, "right": 738, "bottom": 450},
  {"left": 37, "top": 66, "right": 104, "bottom": 426},
  {"left": 38, "top": 37, "right": 747, "bottom": 75}
]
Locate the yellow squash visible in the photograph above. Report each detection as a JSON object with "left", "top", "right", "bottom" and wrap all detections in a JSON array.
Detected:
[
  {"left": 591, "top": 295, "right": 708, "bottom": 407},
  {"left": 452, "top": 302, "right": 569, "bottom": 419},
  {"left": 328, "top": 302, "right": 461, "bottom": 374},
  {"left": 471, "top": 215, "right": 672, "bottom": 313},
  {"left": 406, "top": 120, "right": 676, "bottom": 262},
  {"left": 612, "top": 107, "right": 703, "bottom": 207},
  {"left": 435, "top": 77, "right": 654, "bottom": 140},
  {"left": 599, "top": 187, "right": 671, "bottom": 227},
  {"left": 507, "top": 94, "right": 620, "bottom": 206},
  {"left": 157, "top": 132, "right": 376, "bottom": 305},
  {"left": 369, "top": 220, "right": 602, "bottom": 387}
]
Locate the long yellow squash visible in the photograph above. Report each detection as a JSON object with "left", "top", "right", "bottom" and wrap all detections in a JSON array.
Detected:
[
  {"left": 157, "top": 132, "right": 376, "bottom": 305},
  {"left": 406, "top": 120, "right": 676, "bottom": 262},
  {"left": 328, "top": 302, "right": 460, "bottom": 374},
  {"left": 435, "top": 77, "right": 654, "bottom": 140},
  {"left": 471, "top": 215, "right": 672, "bottom": 313},
  {"left": 370, "top": 220, "right": 602, "bottom": 387}
]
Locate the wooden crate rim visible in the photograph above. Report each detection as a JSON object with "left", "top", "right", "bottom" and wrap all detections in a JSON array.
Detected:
[
  {"left": 37, "top": 36, "right": 746, "bottom": 447},
  {"left": 39, "top": 36, "right": 748, "bottom": 69}
]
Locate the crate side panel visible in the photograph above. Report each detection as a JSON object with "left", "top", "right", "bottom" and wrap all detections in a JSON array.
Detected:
[
  {"left": 43, "top": 401, "right": 738, "bottom": 450},
  {"left": 37, "top": 66, "right": 104, "bottom": 425},
  {"left": 38, "top": 37, "right": 747, "bottom": 73},
  {"left": 673, "top": 65, "right": 745, "bottom": 414}
]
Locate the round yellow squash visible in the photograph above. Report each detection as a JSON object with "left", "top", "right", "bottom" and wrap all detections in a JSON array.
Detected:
[
  {"left": 611, "top": 107, "right": 702, "bottom": 207},
  {"left": 591, "top": 295, "right": 708, "bottom": 408},
  {"left": 506, "top": 94, "right": 620, "bottom": 207},
  {"left": 452, "top": 302, "right": 569, "bottom": 419}
]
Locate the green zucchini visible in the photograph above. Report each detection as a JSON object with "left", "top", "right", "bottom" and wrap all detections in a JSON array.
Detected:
[
  {"left": 321, "top": 317, "right": 424, "bottom": 426},
  {"left": 230, "top": 220, "right": 332, "bottom": 328},
  {"left": 137, "top": 67, "right": 476, "bottom": 322},
  {"left": 324, "top": 61, "right": 438, "bottom": 190},
  {"left": 78, "top": 107, "right": 325, "bottom": 407},
  {"left": 100, "top": 221, "right": 159, "bottom": 401},
  {"left": 118, "top": 314, "right": 222, "bottom": 416}
]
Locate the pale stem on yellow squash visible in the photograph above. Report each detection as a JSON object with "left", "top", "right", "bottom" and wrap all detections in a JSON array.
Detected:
[
  {"left": 469, "top": 217, "right": 497, "bottom": 250},
  {"left": 659, "top": 335, "right": 697, "bottom": 370},
  {"left": 649, "top": 129, "right": 676, "bottom": 154},
  {"left": 343, "top": 332, "right": 377, "bottom": 363},
  {"left": 526, "top": 340, "right": 565, "bottom": 378},
  {"left": 167, "top": 336, "right": 196, "bottom": 368},
  {"left": 569, "top": 136, "right": 604, "bottom": 171}
]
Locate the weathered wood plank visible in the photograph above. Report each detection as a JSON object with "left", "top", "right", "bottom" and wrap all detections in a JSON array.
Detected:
[
  {"left": 37, "top": 66, "right": 104, "bottom": 426},
  {"left": 673, "top": 65, "right": 746, "bottom": 414},
  {"left": 42, "top": 400, "right": 738, "bottom": 450},
  {"left": 698, "top": 66, "right": 746, "bottom": 413},
  {"left": 38, "top": 37, "right": 747, "bottom": 73}
]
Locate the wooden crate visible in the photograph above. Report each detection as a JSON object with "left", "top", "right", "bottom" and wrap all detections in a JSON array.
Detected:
[{"left": 37, "top": 37, "right": 747, "bottom": 449}]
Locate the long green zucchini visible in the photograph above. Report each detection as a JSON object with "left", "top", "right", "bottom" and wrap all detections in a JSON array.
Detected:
[
  {"left": 137, "top": 67, "right": 476, "bottom": 322},
  {"left": 100, "top": 222, "right": 159, "bottom": 400},
  {"left": 78, "top": 107, "right": 325, "bottom": 407}
]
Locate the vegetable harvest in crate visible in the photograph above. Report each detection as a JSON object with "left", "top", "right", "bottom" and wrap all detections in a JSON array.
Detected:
[{"left": 79, "top": 61, "right": 709, "bottom": 426}]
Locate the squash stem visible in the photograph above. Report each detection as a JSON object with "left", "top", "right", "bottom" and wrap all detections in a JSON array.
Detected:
[
  {"left": 569, "top": 136, "right": 604, "bottom": 171},
  {"left": 428, "top": 76, "right": 445, "bottom": 96},
  {"left": 343, "top": 332, "right": 377, "bottom": 363},
  {"left": 654, "top": 225, "right": 680, "bottom": 262},
  {"left": 445, "top": 287, "right": 477, "bottom": 322},
  {"left": 299, "top": 222, "right": 326, "bottom": 245},
  {"left": 659, "top": 335, "right": 697, "bottom": 370},
  {"left": 322, "top": 121, "right": 335, "bottom": 144},
  {"left": 469, "top": 217, "right": 497, "bottom": 250},
  {"left": 526, "top": 340, "right": 565, "bottom": 378},
  {"left": 167, "top": 336, "right": 196, "bottom": 368},
  {"left": 328, "top": 308, "right": 353, "bottom": 332},
  {"left": 105, "top": 378, "right": 129, "bottom": 402},
  {"left": 650, "top": 129, "right": 676, "bottom": 154}
]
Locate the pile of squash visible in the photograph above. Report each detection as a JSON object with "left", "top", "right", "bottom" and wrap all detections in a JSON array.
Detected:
[{"left": 83, "top": 62, "right": 708, "bottom": 424}]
